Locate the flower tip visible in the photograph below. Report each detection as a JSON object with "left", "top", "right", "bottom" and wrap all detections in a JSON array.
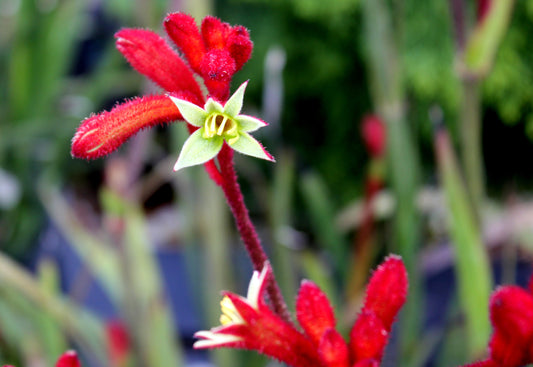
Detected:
[{"left": 55, "top": 350, "right": 81, "bottom": 367}]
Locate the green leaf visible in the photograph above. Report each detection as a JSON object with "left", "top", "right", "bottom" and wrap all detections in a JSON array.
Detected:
[
  {"left": 229, "top": 132, "right": 274, "bottom": 161},
  {"left": 224, "top": 81, "right": 248, "bottom": 117},
  {"left": 169, "top": 96, "right": 207, "bottom": 127},
  {"left": 237, "top": 114, "right": 267, "bottom": 132},
  {"left": 435, "top": 128, "right": 492, "bottom": 357},
  {"left": 174, "top": 129, "right": 223, "bottom": 171}
]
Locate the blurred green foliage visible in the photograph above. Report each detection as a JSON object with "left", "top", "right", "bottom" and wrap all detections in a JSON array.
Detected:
[{"left": 0, "top": 0, "right": 533, "bottom": 366}]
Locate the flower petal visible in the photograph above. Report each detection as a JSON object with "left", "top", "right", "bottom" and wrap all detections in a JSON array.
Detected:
[
  {"left": 296, "top": 280, "right": 336, "bottom": 346},
  {"left": 194, "top": 330, "right": 243, "bottom": 349},
  {"left": 174, "top": 130, "right": 223, "bottom": 171},
  {"left": 55, "top": 351, "right": 81, "bottom": 367},
  {"left": 164, "top": 13, "right": 205, "bottom": 74},
  {"left": 237, "top": 114, "right": 267, "bottom": 132},
  {"left": 71, "top": 95, "right": 181, "bottom": 160},
  {"left": 349, "top": 311, "right": 388, "bottom": 363},
  {"left": 224, "top": 81, "right": 247, "bottom": 117},
  {"left": 115, "top": 28, "right": 203, "bottom": 98},
  {"left": 169, "top": 97, "right": 207, "bottom": 127},
  {"left": 246, "top": 264, "right": 270, "bottom": 309},
  {"left": 362, "top": 254, "right": 408, "bottom": 331},
  {"left": 228, "top": 132, "right": 274, "bottom": 161},
  {"left": 205, "top": 99, "right": 225, "bottom": 114}
]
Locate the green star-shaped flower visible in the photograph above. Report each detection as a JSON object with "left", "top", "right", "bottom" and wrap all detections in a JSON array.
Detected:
[{"left": 169, "top": 81, "right": 274, "bottom": 171}]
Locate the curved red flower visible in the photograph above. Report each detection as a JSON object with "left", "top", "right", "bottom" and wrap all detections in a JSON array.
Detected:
[{"left": 195, "top": 255, "right": 408, "bottom": 367}]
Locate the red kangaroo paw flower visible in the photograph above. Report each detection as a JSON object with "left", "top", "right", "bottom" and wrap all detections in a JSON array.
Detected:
[
  {"left": 362, "top": 254, "right": 408, "bottom": 331},
  {"left": 55, "top": 351, "right": 82, "bottom": 367},
  {"left": 194, "top": 264, "right": 321, "bottom": 367},
  {"left": 296, "top": 280, "right": 337, "bottom": 346},
  {"left": 349, "top": 310, "right": 388, "bottom": 362},
  {"left": 71, "top": 95, "right": 182, "bottom": 159},
  {"left": 115, "top": 28, "right": 203, "bottom": 99},
  {"left": 164, "top": 12, "right": 206, "bottom": 74}
]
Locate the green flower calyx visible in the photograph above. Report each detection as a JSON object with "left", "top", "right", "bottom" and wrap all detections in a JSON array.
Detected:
[{"left": 169, "top": 81, "right": 274, "bottom": 172}]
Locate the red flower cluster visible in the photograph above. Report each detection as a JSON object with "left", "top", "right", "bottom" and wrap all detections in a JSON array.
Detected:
[
  {"left": 463, "top": 274, "right": 533, "bottom": 367},
  {"left": 71, "top": 13, "right": 252, "bottom": 165},
  {"left": 195, "top": 255, "right": 408, "bottom": 367}
]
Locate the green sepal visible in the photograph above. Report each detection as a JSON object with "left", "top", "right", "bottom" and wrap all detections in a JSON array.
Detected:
[
  {"left": 237, "top": 114, "right": 267, "bottom": 132},
  {"left": 224, "top": 81, "right": 247, "bottom": 117},
  {"left": 229, "top": 132, "right": 274, "bottom": 161},
  {"left": 173, "top": 129, "right": 223, "bottom": 171},
  {"left": 169, "top": 96, "right": 207, "bottom": 127}
]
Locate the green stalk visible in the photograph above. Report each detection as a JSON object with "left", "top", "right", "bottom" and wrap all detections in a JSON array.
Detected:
[
  {"left": 459, "top": 79, "right": 484, "bottom": 223},
  {"left": 434, "top": 127, "right": 492, "bottom": 358},
  {"left": 361, "top": 0, "right": 421, "bottom": 360}
]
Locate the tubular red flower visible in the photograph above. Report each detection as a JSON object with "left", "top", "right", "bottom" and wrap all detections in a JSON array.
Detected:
[
  {"left": 115, "top": 28, "right": 203, "bottom": 99},
  {"left": 55, "top": 351, "right": 81, "bottom": 367},
  {"left": 164, "top": 13, "right": 206, "bottom": 74},
  {"left": 71, "top": 95, "right": 182, "bottom": 159},
  {"left": 296, "top": 280, "right": 337, "bottom": 346},
  {"left": 194, "top": 264, "right": 321, "bottom": 367},
  {"left": 362, "top": 254, "right": 408, "bottom": 331},
  {"left": 195, "top": 258, "right": 407, "bottom": 367}
]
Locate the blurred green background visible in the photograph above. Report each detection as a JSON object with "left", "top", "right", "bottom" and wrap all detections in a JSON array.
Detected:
[{"left": 1, "top": 0, "right": 533, "bottom": 366}]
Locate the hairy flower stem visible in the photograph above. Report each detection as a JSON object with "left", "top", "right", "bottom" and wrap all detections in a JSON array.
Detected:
[{"left": 217, "top": 145, "right": 292, "bottom": 323}]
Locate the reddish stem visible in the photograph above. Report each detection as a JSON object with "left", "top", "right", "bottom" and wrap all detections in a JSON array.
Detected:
[{"left": 217, "top": 144, "right": 292, "bottom": 322}]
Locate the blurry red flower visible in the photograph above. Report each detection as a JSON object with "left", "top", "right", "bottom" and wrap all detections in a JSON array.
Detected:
[{"left": 194, "top": 255, "right": 408, "bottom": 367}]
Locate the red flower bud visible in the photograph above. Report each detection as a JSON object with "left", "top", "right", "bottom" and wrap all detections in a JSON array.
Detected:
[
  {"left": 107, "top": 320, "right": 130, "bottom": 367},
  {"left": 164, "top": 13, "right": 206, "bottom": 74},
  {"left": 349, "top": 310, "right": 388, "bottom": 362},
  {"left": 115, "top": 29, "right": 202, "bottom": 99},
  {"left": 227, "top": 26, "right": 253, "bottom": 72},
  {"left": 71, "top": 95, "right": 182, "bottom": 159},
  {"left": 296, "top": 280, "right": 337, "bottom": 346},
  {"left": 361, "top": 115, "right": 386, "bottom": 158},
  {"left": 201, "top": 16, "right": 232, "bottom": 50},
  {"left": 490, "top": 286, "right": 533, "bottom": 347},
  {"left": 55, "top": 351, "right": 81, "bottom": 367},
  {"left": 362, "top": 255, "right": 408, "bottom": 331}
]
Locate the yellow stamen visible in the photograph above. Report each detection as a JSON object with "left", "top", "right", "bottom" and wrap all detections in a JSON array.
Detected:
[{"left": 219, "top": 296, "right": 245, "bottom": 325}]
